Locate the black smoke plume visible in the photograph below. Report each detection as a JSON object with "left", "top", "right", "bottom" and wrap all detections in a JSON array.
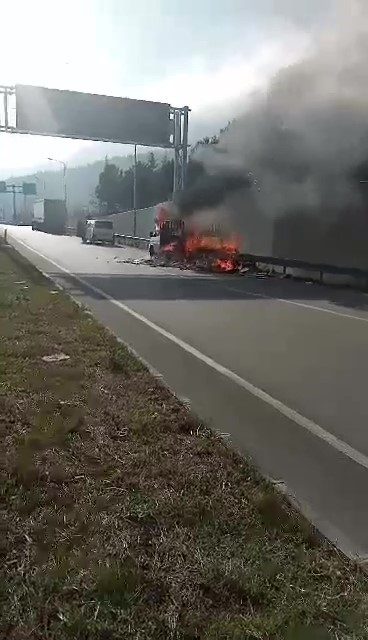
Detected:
[
  {"left": 176, "top": 171, "right": 250, "bottom": 216},
  {"left": 180, "top": 1, "right": 368, "bottom": 268}
]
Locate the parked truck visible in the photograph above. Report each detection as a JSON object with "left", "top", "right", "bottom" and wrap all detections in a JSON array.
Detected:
[{"left": 32, "top": 199, "right": 67, "bottom": 235}]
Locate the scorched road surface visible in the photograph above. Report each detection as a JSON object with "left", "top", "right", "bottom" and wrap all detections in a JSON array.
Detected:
[{"left": 6, "top": 225, "right": 368, "bottom": 559}]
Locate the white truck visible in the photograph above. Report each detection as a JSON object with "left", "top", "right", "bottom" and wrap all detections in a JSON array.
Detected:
[{"left": 32, "top": 199, "right": 67, "bottom": 235}]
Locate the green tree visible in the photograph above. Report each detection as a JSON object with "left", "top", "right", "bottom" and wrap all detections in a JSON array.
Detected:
[
  {"left": 96, "top": 153, "right": 174, "bottom": 212},
  {"left": 155, "top": 157, "right": 174, "bottom": 202},
  {"left": 95, "top": 160, "right": 122, "bottom": 210},
  {"left": 95, "top": 134, "right": 224, "bottom": 214},
  {"left": 147, "top": 152, "right": 157, "bottom": 171}
]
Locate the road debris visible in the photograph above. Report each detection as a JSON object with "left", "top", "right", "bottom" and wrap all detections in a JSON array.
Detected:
[{"left": 113, "top": 253, "right": 259, "bottom": 276}]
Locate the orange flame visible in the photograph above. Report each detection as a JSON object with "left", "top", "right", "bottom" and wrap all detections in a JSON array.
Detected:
[
  {"left": 213, "top": 258, "right": 239, "bottom": 272},
  {"left": 184, "top": 233, "right": 240, "bottom": 257},
  {"left": 157, "top": 217, "right": 242, "bottom": 273}
]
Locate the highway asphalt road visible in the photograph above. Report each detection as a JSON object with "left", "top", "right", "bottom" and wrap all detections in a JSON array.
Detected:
[{"left": 5, "top": 225, "right": 368, "bottom": 559}]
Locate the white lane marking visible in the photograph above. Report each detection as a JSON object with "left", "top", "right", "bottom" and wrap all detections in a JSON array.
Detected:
[
  {"left": 18, "top": 230, "right": 368, "bottom": 322},
  {"left": 222, "top": 284, "right": 368, "bottom": 324},
  {"left": 10, "top": 234, "right": 368, "bottom": 471}
]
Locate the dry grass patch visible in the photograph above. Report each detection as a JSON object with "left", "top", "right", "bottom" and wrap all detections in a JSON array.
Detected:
[{"left": 0, "top": 243, "right": 368, "bottom": 639}]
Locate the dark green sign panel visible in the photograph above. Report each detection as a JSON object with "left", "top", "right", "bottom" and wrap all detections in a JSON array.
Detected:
[
  {"left": 16, "top": 85, "right": 172, "bottom": 147},
  {"left": 22, "top": 182, "right": 37, "bottom": 195}
]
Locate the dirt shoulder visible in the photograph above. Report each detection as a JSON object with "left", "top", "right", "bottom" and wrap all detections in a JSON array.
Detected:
[{"left": 0, "top": 241, "right": 368, "bottom": 640}]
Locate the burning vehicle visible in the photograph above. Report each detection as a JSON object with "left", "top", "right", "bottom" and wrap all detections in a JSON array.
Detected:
[{"left": 148, "top": 203, "right": 242, "bottom": 273}]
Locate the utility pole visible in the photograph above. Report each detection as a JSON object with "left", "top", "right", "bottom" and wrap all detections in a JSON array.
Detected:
[
  {"left": 63, "top": 162, "right": 67, "bottom": 207},
  {"left": 133, "top": 144, "right": 137, "bottom": 236},
  {"left": 12, "top": 185, "right": 16, "bottom": 223},
  {"left": 48, "top": 157, "right": 67, "bottom": 210}
]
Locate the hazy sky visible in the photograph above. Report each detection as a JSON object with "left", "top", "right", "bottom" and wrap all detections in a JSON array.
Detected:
[{"left": 0, "top": 0, "right": 334, "bottom": 177}]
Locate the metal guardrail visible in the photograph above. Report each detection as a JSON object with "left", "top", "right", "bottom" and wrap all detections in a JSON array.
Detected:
[
  {"left": 114, "top": 234, "right": 368, "bottom": 284},
  {"left": 114, "top": 233, "right": 150, "bottom": 249},
  {"left": 243, "top": 254, "right": 368, "bottom": 283}
]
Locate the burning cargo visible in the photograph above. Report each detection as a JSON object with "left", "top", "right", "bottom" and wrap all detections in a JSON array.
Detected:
[{"left": 149, "top": 208, "right": 242, "bottom": 273}]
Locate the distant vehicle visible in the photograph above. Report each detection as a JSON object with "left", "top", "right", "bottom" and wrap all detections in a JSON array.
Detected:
[
  {"left": 32, "top": 199, "right": 67, "bottom": 235},
  {"left": 82, "top": 219, "right": 115, "bottom": 245}
]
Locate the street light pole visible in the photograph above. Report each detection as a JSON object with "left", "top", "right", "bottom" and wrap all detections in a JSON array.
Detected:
[
  {"left": 48, "top": 157, "right": 67, "bottom": 210},
  {"left": 12, "top": 185, "right": 16, "bottom": 223},
  {"left": 133, "top": 144, "right": 137, "bottom": 236},
  {"left": 63, "top": 162, "right": 67, "bottom": 207}
]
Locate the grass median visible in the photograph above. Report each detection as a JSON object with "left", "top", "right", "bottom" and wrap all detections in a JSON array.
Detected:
[{"left": 0, "top": 240, "right": 368, "bottom": 640}]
